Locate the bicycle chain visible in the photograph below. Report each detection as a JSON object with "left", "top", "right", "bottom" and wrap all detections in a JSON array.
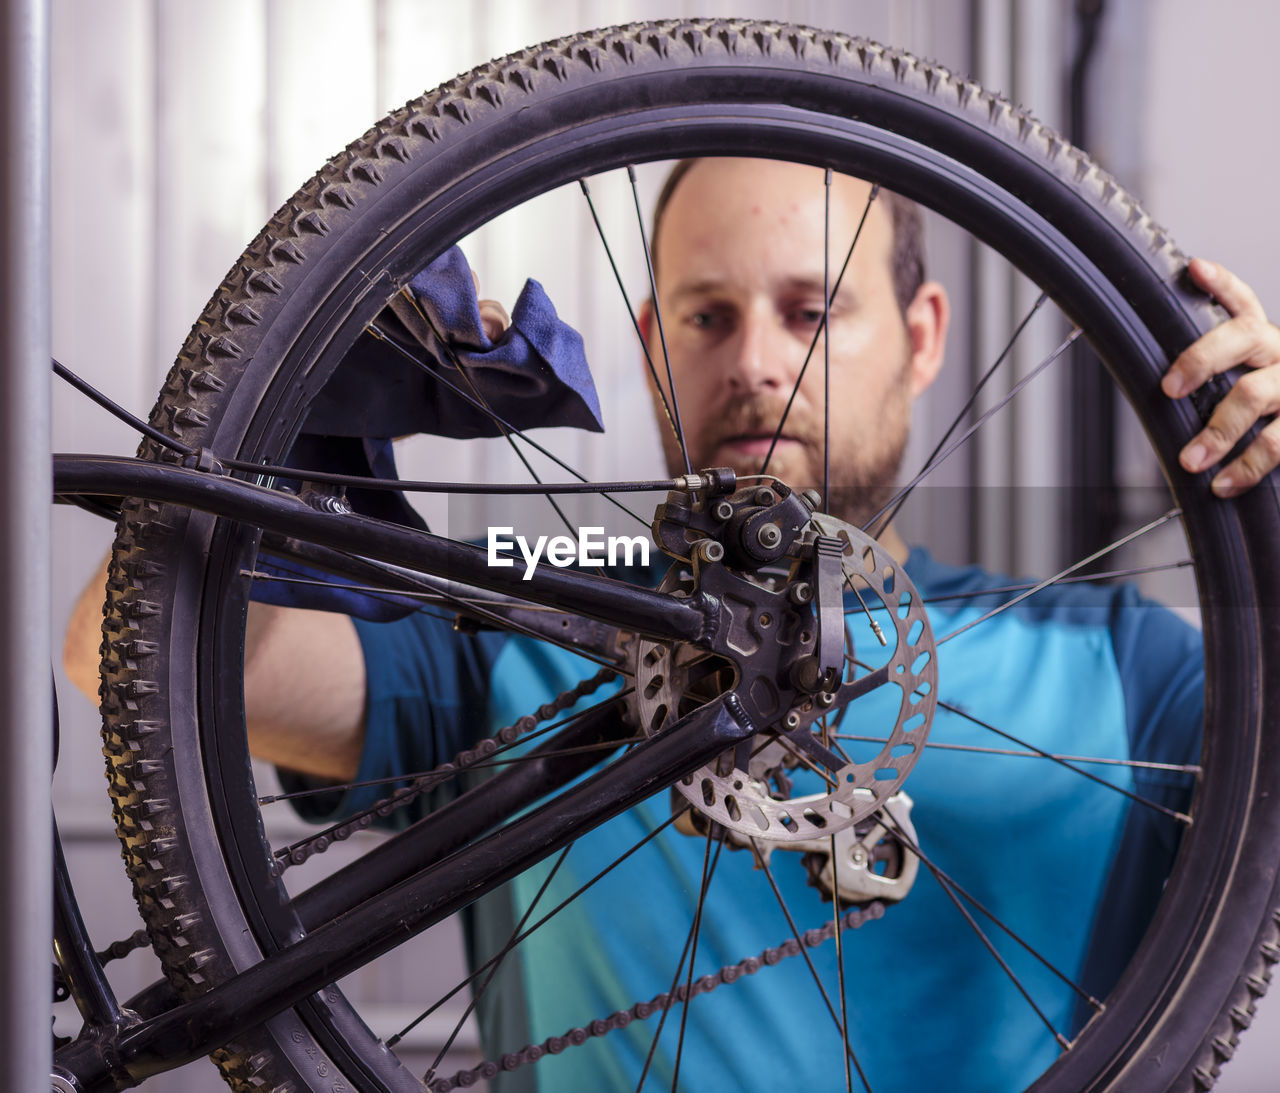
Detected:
[
  {"left": 57, "top": 673, "right": 621, "bottom": 1020},
  {"left": 427, "top": 900, "right": 886, "bottom": 1091},
  {"left": 52, "top": 928, "right": 151, "bottom": 1003},
  {"left": 270, "top": 666, "right": 622, "bottom": 874}
]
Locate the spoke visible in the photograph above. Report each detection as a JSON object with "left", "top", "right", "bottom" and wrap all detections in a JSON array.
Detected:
[
  {"left": 831, "top": 831, "right": 856, "bottom": 1093},
  {"left": 580, "top": 177, "right": 680, "bottom": 448},
  {"left": 262, "top": 688, "right": 632, "bottom": 877},
  {"left": 748, "top": 840, "right": 874, "bottom": 1089},
  {"left": 762, "top": 185, "right": 878, "bottom": 478},
  {"left": 915, "top": 559, "right": 1195, "bottom": 607},
  {"left": 245, "top": 570, "right": 460, "bottom": 622},
  {"left": 629, "top": 164, "right": 692, "bottom": 475},
  {"left": 247, "top": 569, "right": 622, "bottom": 612},
  {"left": 864, "top": 327, "right": 1082, "bottom": 534},
  {"left": 400, "top": 805, "right": 694, "bottom": 1034},
  {"left": 832, "top": 733, "right": 1200, "bottom": 775},
  {"left": 237, "top": 447, "right": 673, "bottom": 500},
  {"left": 249, "top": 556, "right": 631, "bottom": 678},
  {"left": 391, "top": 296, "right": 624, "bottom": 578},
  {"left": 938, "top": 508, "right": 1183, "bottom": 646},
  {"left": 433, "top": 736, "right": 647, "bottom": 772},
  {"left": 635, "top": 902, "right": 698, "bottom": 1093},
  {"left": 773, "top": 733, "right": 841, "bottom": 789},
  {"left": 668, "top": 828, "right": 725, "bottom": 1093},
  {"left": 872, "top": 291, "right": 1049, "bottom": 532},
  {"left": 823, "top": 168, "right": 833, "bottom": 510},
  {"left": 412, "top": 844, "right": 574, "bottom": 1073},
  {"left": 635, "top": 819, "right": 714, "bottom": 1093},
  {"left": 935, "top": 695, "right": 1193, "bottom": 824},
  {"left": 843, "top": 560, "right": 1196, "bottom": 615},
  {"left": 880, "top": 810, "right": 1101, "bottom": 1024},
  {"left": 887, "top": 815, "right": 1073, "bottom": 1051},
  {"left": 261, "top": 688, "right": 630, "bottom": 807},
  {"left": 853, "top": 651, "right": 1193, "bottom": 825},
  {"left": 369, "top": 314, "right": 652, "bottom": 532},
  {"left": 827, "top": 731, "right": 857, "bottom": 769}
]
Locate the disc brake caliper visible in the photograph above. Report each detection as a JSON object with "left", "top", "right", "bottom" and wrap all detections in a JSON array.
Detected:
[{"left": 636, "top": 473, "right": 937, "bottom": 906}]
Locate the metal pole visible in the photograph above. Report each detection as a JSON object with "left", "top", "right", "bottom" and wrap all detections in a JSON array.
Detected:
[{"left": 0, "top": 0, "right": 51, "bottom": 1090}]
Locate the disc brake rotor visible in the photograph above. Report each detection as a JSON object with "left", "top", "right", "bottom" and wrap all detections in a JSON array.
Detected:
[{"left": 633, "top": 510, "right": 937, "bottom": 843}]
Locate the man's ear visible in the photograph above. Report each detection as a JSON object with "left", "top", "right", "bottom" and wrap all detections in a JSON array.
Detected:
[
  {"left": 637, "top": 297, "right": 667, "bottom": 398},
  {"left": 638, "top": 297, "right": 654, "bottom": 345},
  {"left": 904, "top": 281, "right": 949, "bottom": 397}
]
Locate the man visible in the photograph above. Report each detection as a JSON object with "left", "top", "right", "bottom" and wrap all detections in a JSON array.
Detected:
[
  {"left": 64, "top": 157, "right": 1280, "bottom": 1091},
  {"left": 638, "top": 159, "right": 946, "bottom": 543}
]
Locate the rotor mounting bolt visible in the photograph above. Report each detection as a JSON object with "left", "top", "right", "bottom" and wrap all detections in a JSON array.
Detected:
[
  {"left": 712, "top": 499, "right": 735, "bottom": 522},
  {"left": 756, "top": 522, "right": 783, "bottom": 549},
  {"left": 817, "top": 691, "right": 836, "bottom": 708},
  {"left": 790, "top": 654, "right": 823, "bottom": 693},
  {"left": 788, "top": 581, "right": 814, "bottom": 605},
  {"left": 695, "top": 538, "right": 725, "bottom": 563},
  {"left": 783, "top": 710, "right": 802, "bottom": 730}
]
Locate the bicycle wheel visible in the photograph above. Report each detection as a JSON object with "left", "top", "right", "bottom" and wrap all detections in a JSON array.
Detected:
[{"left": 94, "top": 17, "right": 1280, "bottom": 1093}]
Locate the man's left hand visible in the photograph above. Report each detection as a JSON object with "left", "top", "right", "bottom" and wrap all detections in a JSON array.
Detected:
[{"left": 1162, "top": 258, "right": 1280, "bottom": 497}]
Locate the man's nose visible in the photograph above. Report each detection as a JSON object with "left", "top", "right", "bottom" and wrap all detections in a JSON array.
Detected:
[{"left": 726, "top": 308, "right": 798, "bottom": 393}]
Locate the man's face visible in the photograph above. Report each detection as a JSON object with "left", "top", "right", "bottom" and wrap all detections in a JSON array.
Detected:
[{"left": 645, "top": 159, "right": 926, "bottom": 527}]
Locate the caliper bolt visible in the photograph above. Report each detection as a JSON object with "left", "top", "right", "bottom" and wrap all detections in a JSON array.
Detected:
[
  {"left": 817, "top": 691, "right": 837, "bottom": 708},
  {"left": 753, "top": 486, "right": 778, "bottom": 505},
  {"left": 695, "top": 539, "right": 725, "bottom": 564},
  {"left": 712, "top": 500, "right": 735, "bottom": 522},
  {"left": 790, "top": 654, "right": 824, "bottom": 693},
  {"left": 800, "top": 488, "right": 823, "bottom": 511},
  {"left": 756, "top": 522, "right": 783, "bottom": 549},
  {"left": 783, "top": 710, "right": 802, "bottom": 730},
  {"left": 788, "top": 581, "right": 814, "bottom": 605}
]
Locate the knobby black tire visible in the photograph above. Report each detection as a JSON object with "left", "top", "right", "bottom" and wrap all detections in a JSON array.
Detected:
[{"left": 94, "top": 17, "right": 1280, "bottom": 1093}]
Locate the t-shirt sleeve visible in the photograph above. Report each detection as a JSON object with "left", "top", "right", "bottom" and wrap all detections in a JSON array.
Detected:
[
  {"left": 1109, "top": 585, "right": 1204, "bottom": 799},
  {"left": 1072, "top": 585, "right": 1204, "bottom": 1026},
  {"left": 278, "top": 610, "right": 507, "bottom": 828}
]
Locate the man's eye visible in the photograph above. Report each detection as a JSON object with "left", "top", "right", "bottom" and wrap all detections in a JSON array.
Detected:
[
  {"left": 690, "top": 311, "right": 719, "bottom": 329},
  {"left": 790, "top": 306, "right": 827, "bottom": 325}
]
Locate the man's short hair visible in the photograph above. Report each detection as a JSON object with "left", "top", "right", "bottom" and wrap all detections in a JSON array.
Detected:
[{"left": 651, "top": 158, "right": 926, "bottom": 315}]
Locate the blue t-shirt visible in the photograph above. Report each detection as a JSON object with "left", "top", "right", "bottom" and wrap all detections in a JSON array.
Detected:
[{"left": 294, "top": 548, "right": 1202, "bottom": 1093}]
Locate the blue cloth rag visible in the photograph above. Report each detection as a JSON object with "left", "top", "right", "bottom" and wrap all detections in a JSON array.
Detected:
[
  {"left": 251, "top": 247, "right": 603, "bottom": 619},
  {"left": 303, "top": 245, "right": 602, "bottom": 439}
]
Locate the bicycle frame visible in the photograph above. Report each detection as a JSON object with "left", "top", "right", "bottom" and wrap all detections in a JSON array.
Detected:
[{"left": 50, "top": 451, "right": 753, "bottom": 1091}]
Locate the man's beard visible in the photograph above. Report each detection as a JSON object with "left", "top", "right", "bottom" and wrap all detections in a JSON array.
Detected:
[{"left": 662, "top": 391, "right": 911, "bottom": 531}]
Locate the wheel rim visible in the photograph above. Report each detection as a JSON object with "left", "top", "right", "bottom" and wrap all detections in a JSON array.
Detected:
[{"left": 105, "top": 24, "right": 1275, "bottom": 1093}]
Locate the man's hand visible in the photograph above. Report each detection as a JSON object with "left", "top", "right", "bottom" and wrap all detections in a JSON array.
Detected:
[
  {"left": 470, "top": 270, "right": 510, "bottom": 341},
  {"left": 1162, "top": 258, "right": 1280, "bottom": 497}
]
